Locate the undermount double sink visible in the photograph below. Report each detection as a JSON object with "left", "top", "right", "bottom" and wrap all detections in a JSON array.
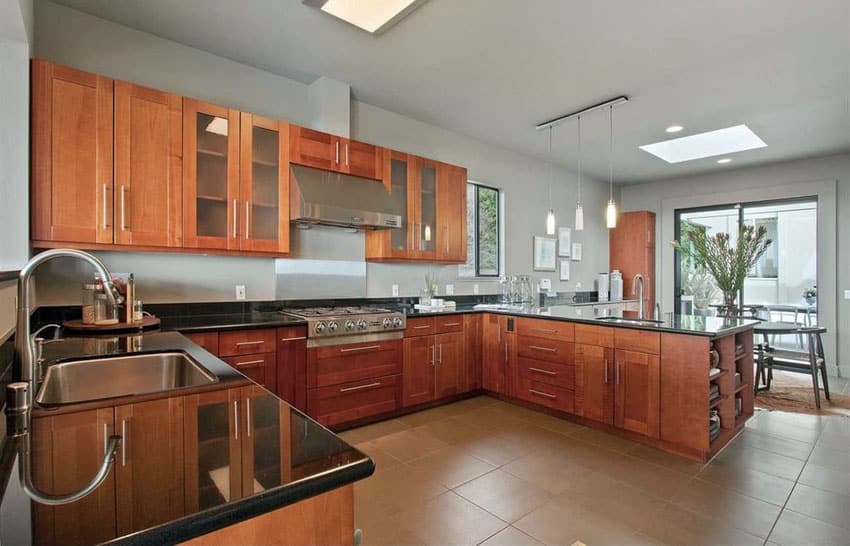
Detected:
[{"left": 36, "top": 352, "right": 218, "bottom": 406}]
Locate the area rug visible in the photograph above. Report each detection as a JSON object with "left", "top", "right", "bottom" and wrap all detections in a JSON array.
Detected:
[{"left": 754, "top": 370, "right": 850, "bottom": 416}]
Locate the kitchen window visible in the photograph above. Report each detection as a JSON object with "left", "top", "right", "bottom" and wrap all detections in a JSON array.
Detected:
[{"left": 460, "top": 182, "right": 501, "bottom": 278}]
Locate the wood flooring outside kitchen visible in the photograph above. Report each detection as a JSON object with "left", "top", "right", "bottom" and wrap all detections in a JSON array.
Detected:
[{"left": 340, "top": 384, "right": 850, "bottom": 546}]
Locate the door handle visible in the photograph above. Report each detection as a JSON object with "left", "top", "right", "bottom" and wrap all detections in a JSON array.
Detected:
[
  {"left": 438, "top": 343, "right": 443, "bottom": 364},
  {"left": 102, "top": 184, "right": 109, "bottom": 229},
  {"left": 246, "top": 398, "right": 252, "bottom": 438},
  {"left": 280, "top": 336, "right": 307, "bottom": 342},
  {"left": 529, "top": 389, "right": 556, "bottom": 399},
  {"left": 504, "top": 342, "right": 508, "bottom": 363},
  {"left": 431, "top": 343, "right": 435, "bottom": 365},
  {"left": 335, "top": 141, "right": 340, "bottom": 165},
  {"left": 345, "top": 143, "right": 349, "bottom": 166},
  {"left": 529, "top": 367, "right": 556, "bottom": 376},
  {"left": 236, "top": 340, "right": 265, "bottom": 347},
  {"left": 340, "top": 381, "right": 381, "bottom": 393},
  {"left": 530, "top": 327, "right": 557, "bottom": 334},
  {"left": 339, "top": 345, "right": 381, "bottom": 353},
  {"left": 233, "top": 400, "right": 239, "bottom": 441},
  {"left": 103, "top": 423, "right": 108, "bottom": 454},
  {"left": 616, "top": 361, "right": 621, "bottom": 385},
  {"left": 120, "top": 185, "right": 127, "bottom": 231},
  {"left": 604, "top": 359, "right": 609, "bottom": 383},
  {"left": 234, "top": 359, "right": 265, "bottom": 367},
  {"left": 412, "top": 325, "right": 432, "bottom": 330},
  {"left": 233, "top": 199, "right": 238, "bottom": 238},
  {"left": 121, "top": 419, "right": 128, "bottom": 467},
  {"left": 444, "top": 226, "right": 449, "bottom": 253},
  {"left": 528, "top": 345, "right": 557, "bottom": 353},
  {"left": 245, "top": 201, "right": 250, "bottom": 239}
]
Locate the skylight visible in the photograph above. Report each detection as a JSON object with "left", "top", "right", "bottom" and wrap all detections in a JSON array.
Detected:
[
  {"left": 639, "top": 125, "right": 767, "bottom": 164},
  {"left": 304, "top": 0, "right": 426, "bottom": 34}
]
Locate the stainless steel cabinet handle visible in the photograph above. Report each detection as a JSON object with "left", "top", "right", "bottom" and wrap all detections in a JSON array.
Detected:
[
  {"left": 120, "top": 185, "right": 127, "bottom": 231},
  {"left": 335, "top": 141, "right": 340, "bottom": 165},
  {"left": 530, "top": 327, "right": 556, "bottom": 334},
  {"left": 340, "top": 382, "right": 381, "bottom": 393},
  {"left": 504, "top": 342, "right": 508, "bottom": 363},
  {"left": 529, "top": 367, "right": 556, "bottom": 376},
  {"left": 121, "top": 419, "right": 127, "bottom": 467},
  {"left": 233, "top": 400, "right": 239, "bottom": 440},
  {"left": 245, "top": 201, "right": 250, "bottom": 239},
  {"left": 246, "top": 398, "right": 252, "bottom": 438},
  {"left": 616, "top": 362, "right": 621, "bottom": 385},
  {"left": 604, "top": 359, "right": 609, "bottom": 383},
  {"left": 443, "top": 322, "right": 461, "bottom": 327},
  {"left": 345, "top": 143, "right": 349, "bottom": 166},
  {"left": 528, "top": 345, "right": 557, "bottom": 353},
  {"left": 340, "top": 344, "right": 381, "bottom": 353},
  {"left": 102, "top": 184, "right": 108, "bottom": 229},
  {"left": 431, "top": 343, "right": 436, "bottom": 365},
  {"left": 444, "top": 225, "right": 449, "bottom": 253},
  {"left": 233, "top": 200, "right": 238, "bottom": 238},
  {"left": 103, "top": 423, "right": 108, "bottom": 454},
  {"left": 412, "top": 325, "right": 431, "bottom": 330},
  {"left": 235, "top": 359, "right": 265, "bottom": 367},
  {"left": 438, "top": 344, "right": 443, "bottom": 363},
  {"left": 529, "top": 389, "right": 556, "bottom": 399},
  {"left": 236, "top": 340, "right": 265, "bottom": 346},
  {"left": 280, "top": 336, "right": 307, "bottom": 342}
]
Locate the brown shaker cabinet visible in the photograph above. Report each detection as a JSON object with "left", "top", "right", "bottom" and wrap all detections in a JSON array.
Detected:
[
  {"left": 437, "top": 163, "right": 468, "bottom": 263},
  {"left": 277, "top": 326, "right": 308, "bottom": 410},
  {"left": 340, "top": 138, "right": 382, "bottom": 179},
  {"left": 434, "top": 331, "right": 463, "bottom": 399},
  {"left": 402, "top": 318, "right": 465, "bottom": 406},
  {"left": 364, "top": 150, "right": 416, "bottom": 260},
  {"left": 402, "top": 335, "right": 436, "bottom": 407},
  {"left": 240, "top": 385, "right": 292, "bottom": 495},
  {"left": 609, "top": 210, "right": 656, "bottom": 313},
  {"left": 575, "top": 342, "right": 615, "bottom": 425},
  {"left": 31, "top": 60, "right": 114, "bottom": 245},
  {"left": 289, "top": 125, "right": 341, "bottom": 172},
  {"left": 113, "top": 81, "right": 182, "bottom": 247},
  {"left": 463, "top": 313, "right": 483, "bottom": 391},
  {"left": 614, "top": 349, "right": 660, "bottom": 438},
  {"left": 482, "top": 314, "right": 515, "bottom": 395}
]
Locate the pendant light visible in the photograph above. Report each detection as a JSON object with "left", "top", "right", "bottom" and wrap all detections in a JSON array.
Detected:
[
  {"left": 606, "top": 104, "right": 618, "bottom": 229},
  {"left": 545, "top": 127, "right": 556, "bottom": 235},
  {"left": 575, "top": 116, "right": 584, "bottom": 231}
]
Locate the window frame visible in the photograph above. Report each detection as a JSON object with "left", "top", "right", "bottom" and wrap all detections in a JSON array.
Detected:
[{"left": 463, "top": 181, "right": 502, "bottom": 278}]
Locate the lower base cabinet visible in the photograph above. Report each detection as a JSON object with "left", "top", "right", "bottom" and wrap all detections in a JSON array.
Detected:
[
  {"left": 308, "top": 374, "right": 402, "bottom": 427},
  {"left": 402, "top": 331, "right": 463, "bottom": 406}
]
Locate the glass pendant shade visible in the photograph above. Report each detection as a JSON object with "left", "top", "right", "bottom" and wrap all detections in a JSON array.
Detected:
[
  {"left": 606, "top": 200, "right": 617, "bottom": 228},
  {"left": 546, "top": 209, "right": 556, "bottom": 235},
  {"left": 575, "top": 203, "right": 584, "bottom": 231}
]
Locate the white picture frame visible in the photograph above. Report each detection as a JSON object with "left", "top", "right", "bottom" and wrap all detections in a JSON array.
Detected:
[
  {"left": 557, "top": 227, "right": 572, "bottom": 257},
  {"left": 571, "top": 243, "right": 582, "bottom": 261},
  {"left": 559, "top": 260, "right": 570, "bottom": 281},
  {"left": 533, "top": 236, "right": 557, "bottom": 271}
]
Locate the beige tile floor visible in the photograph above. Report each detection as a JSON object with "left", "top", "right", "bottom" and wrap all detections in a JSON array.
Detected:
[{"left": 341, "top": 377, "right": 850, "bottom": 546}]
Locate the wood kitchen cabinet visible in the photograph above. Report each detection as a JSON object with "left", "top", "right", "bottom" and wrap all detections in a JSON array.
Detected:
[
  {"left": 614, "top": 349, "right": 660, "bottom": 438},
  {"left": 219, "top": 328, "right": 278, "bottom": 391},
  {"left": 278, "top": 326, "right": 308, "bottom": 410},
  {"left": 481, "top": 314, "right": 515, "bottom": 395},
  {"left": 289, "top": 125, "right": 382, "bottom": 179},
  {"left": 241, "top": 385, "right": 292, "bottom": 494},
  {"left": 402, "top": 316, "right": 465, "bottom": 406},
  {"left": 609, "top": 211, "right": 656, "bottom": 313},
  {"left": 437, "top": 163, "right": 468, "bottom": 262},
  {"left": 31, "top": 60, "right": 114, "bottom": 245},
  {"left": 340, "top": 137, "right": 383, "bottom": 179},
  {"left": 365, "top": 150, "right": 416, "bottom": 260},
  {"left": 463, "top": 313, "right": 483, "bottom": 391},
  {"left": 575, "top": 342, "right": 614, "bottom": 425},
  {"left": 402, "top": 335, "right": 436, "bottom": 406}
]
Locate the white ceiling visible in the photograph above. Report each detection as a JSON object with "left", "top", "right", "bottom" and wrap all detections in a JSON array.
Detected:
[{"left": 47, "top": 0, "right": 850, "bottom": 184}]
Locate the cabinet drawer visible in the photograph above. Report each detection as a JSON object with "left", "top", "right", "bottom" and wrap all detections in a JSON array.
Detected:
[
  {"left": 518, "top": 377, "right": 575, "bottom": 413},
  {"left": 406, "top": 317, "right": 436, "bottom": 337},
  {"left": 309, "top": 340, "right": 402, "bottom": 388},
  {"left": 517, "top": 336, "right": 575, "bottom": 365},
  {"left": 614, "top": 328, "right": 660, "bottom": 355},
  {"left": 222, "top": 353, "right": 275, "bottom": 389},
  {"left": 516, "top": 318, "right": 574, "bottom": 341},
  {"left": 575, "top": 324, "right": 614, "bottom": 348},
  {"left": 434, "top": 315, "right": 464, "bottom": 334},
  {"left": 517, "top": 357, "right": 575, "bottom": 390},
  {"left": 307, "top": 374, "right": 401, "bottom": 427},
  {"left": 218, "top": 328, "right": 277, "bottom": 357},
  {"left": 184, "top": 332, "right": 220, "bottom": 355}
]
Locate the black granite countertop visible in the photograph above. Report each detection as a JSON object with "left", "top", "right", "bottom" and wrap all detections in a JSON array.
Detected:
[
  {"left": 0, "top": 331, "right": 373, "bottom": 546},
  {"left": 158, "top": 311, "right": 307, "bottom": 333}
]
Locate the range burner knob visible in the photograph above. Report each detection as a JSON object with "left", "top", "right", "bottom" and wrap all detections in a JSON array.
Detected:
[
  {"left": 392, "top": 317, "right": 403, "bottom": 328},
  {"left": 327, "top": 321, "right": 338, "bottom": 333},
  {"left": 356, "top": 319, "right": 368, "bottom": 330},
  {"left": 344, "top": 320, "right": 356, "bottom": 332},
  {"left": 314, "top": 321, "right": 326, "bottom": 334},
  {"left": 381, "top": 317, "right": 392, "bottom": 329}
]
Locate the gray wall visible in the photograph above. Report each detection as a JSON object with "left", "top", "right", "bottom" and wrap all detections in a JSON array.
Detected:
[
  {"left": 621, "top": 153, "right": 849, "bottom": 375},
  {"left": 32, "top": 1, "right": 612, "bottom": 305}
]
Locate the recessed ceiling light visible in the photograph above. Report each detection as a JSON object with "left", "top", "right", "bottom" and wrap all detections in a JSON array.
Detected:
[
  {"left": 304, "top": 0, "right": 427, "bottom": 34},
  {"left": 665, "top": 125, "right": 684, "bottom": 133},
  {"left": 639, "top": 124, "right": 766, "bottom": 164},
  {"left": 717, "top": 158, "right": 732, "bottom": 164}
]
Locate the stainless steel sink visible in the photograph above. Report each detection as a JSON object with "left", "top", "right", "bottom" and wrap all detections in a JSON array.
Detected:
[
  {"left": 36, "top": 352, "right": 218, "bottom": 406},
  {"left": 595, "top": 317, "right": 664, "bottom": 326}
]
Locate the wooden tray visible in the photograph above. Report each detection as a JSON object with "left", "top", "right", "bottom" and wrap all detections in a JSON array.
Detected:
[{"left": 62, "top": 316, "right": 160, "bottom": 333}]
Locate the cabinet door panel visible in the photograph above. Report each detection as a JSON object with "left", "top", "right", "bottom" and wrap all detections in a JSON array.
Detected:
[
  {"left": 240, "top": 114, "right": 290, "bottom": 253},
  {"left": 277, "top": 326, "right": 308, "bottom": 409},
  {"left": 435, "top": 332, "right": 463, "bottom": 399},
  {"left": 223, "top": 352, "right": 276, "bottom": 390},
  {"left": 575, "top": 344, "right": 614, "bottom": 425},
  {"left": 403, "top": 336, "right": 436, "bottom": 406},
  {"left": 307, "top": 374, "right": 401, "bottom": 427},
  {"left": 115, "top": 397, "right": 184, "bottom": 535},
  {"left": 414, "top": 158, "right": 438, "bottom": 258},
  {"left": 184, "top": 331, "right": 220, "bottom": 355},
  {"left": 342, "top": 138, "right": 382, "bottom": 179},
  {"left": 481, "top": 314, "right": 505, "bottom": 393},
  {"left": 290, "top": 125, "right": 339, "bottom": 171},
  {"left": 241, "top": 385, "right": 292, "bottom": 495},
  {"left": 31, "top": 60, "right": 113, "bottom": 244},
  {"left": 114, "top": 81, "right": 182, "bottom": 247},
  {"left": 615, "top": 349, "right": 660, "bottom": 438},
  {"left": 31, "top": 409, "right": 116, "bottom": 546},
  {"left": 184, "top": 389, "right": 242, "bottom": 512},
  {"left": 437, "top": 164, "right": 467, "bottom": 262},
  {"left": 463, "top": 313, "right": 482, "bottom": 391},
  {"left": 183, "top": 99, "right": 239, "bottom": 250}
]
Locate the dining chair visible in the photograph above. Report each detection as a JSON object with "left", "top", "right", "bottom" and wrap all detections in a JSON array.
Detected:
[{"left": 762, "top": 326, "right": 830, "bottom": 408}]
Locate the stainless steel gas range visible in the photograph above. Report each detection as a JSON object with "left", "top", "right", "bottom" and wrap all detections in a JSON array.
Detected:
[{"left": 282, "top": 306, "right": 407, "bottom": 347}]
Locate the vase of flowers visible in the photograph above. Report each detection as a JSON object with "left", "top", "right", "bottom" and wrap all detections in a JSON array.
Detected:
[
  {"left": 803, "top": 286, "right": 817, "bottom": 306},
  {"left": 672, "top": 225, "right": 772, "bottom": 318}
]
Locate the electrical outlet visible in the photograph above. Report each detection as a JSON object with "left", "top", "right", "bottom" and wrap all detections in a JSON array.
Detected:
[
  {"left": 845, "top": 290, "right": 850, "bottom": 300},
  {"left": 392, "top": 284, "right": 399, "bottom": 297},
  {"left": 539, "top": 278, "right": 552, "bottom": 291},
  {"left": 445, "top": 284, "right": 454, "bottom": 296},
  {"left": 235, "top": 285, "right": 246, "bottom": 300},
  {"left": 576, "top": 282, "right": 582, "bottom": 290},
  {"left": 473, "top": 284, "right": 480, "bottom": 295}
]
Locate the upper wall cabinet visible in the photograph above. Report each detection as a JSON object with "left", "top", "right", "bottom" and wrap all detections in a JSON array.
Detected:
[
  {"left": 31, "top": 60, "right": 182, "bottom": 249},
  {"left": 31, "top": 61, "right": 114, "bottom": 244},
  {"left": 365, "top": 151, "right": 467, "bottom": 263},
  {"left": 289, "top": 125, "right": 382, "bottom": 180}
]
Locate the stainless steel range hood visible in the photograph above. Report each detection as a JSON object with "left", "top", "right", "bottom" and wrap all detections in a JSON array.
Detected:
[{"left": 289, "top": 164, "right": 402, "bottom": 230}]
